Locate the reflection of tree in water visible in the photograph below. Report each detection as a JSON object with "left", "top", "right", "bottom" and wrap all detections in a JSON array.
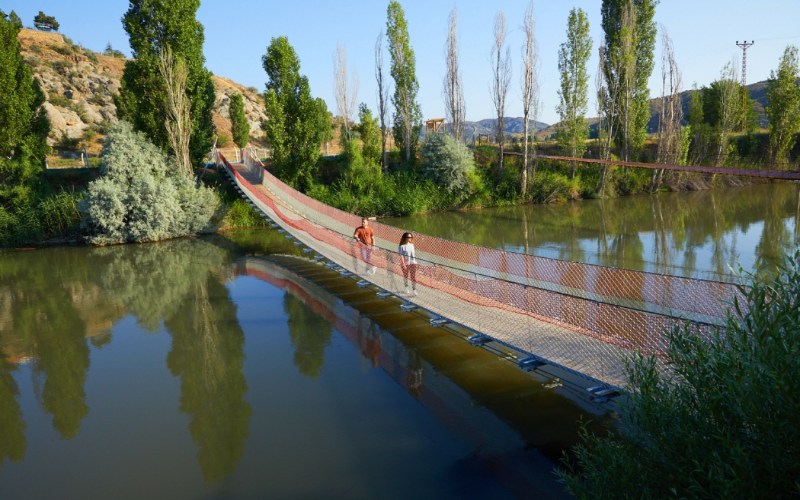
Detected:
[
  {"left": 165, "top": 275, "right": 251, "bottom": 484},
  {"left": 0, "top": 254, "right": 91, "bottom": 439},
  {"left": 93, "top": 238, "right": 232, "bottom": 331},
  {"left": 284, "top": 293, "right": 332, "bottom": 378},
  {"left": 0, "top": 356, "right": 24, "bottom": 471}
]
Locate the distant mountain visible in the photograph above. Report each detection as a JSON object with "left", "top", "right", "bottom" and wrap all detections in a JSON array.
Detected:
[{"left": 462, "top": 117, "right": 550, "bottom": 139}]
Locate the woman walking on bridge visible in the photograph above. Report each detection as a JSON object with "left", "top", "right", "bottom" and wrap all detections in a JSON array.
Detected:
[{"left": 399, "top": 232, "right": 418, "bottom": 296}]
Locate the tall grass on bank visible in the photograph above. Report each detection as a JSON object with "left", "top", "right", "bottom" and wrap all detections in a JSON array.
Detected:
[
  {"left": 558, "top": 251, "right": 800, "bottom": 498},
  {"left": 0, "top": 189, "right": 83, "bottom": 245}
]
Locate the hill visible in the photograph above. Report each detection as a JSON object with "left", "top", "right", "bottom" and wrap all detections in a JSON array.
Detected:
[
  {"left": 464, "top": 117, "right": 550, "bottom": 139},
  {"left": 18, "top": 28, "right": 267, "bottom": 156},
  {"left": 539, "top": 80, "right": 770, "bottom": 140}
]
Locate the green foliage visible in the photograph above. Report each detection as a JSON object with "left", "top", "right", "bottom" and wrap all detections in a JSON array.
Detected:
[
  {"left": 557, "top": 8, "right": 592, "bottom": 163},
  {"left": 309, "top": 170, "right": 445, "bottom": 217},
  {"left": 33, "top": 11, "right": 59, "bottom": 31},
  {"left": 229, "top": 93, "right": 250, "bottom": 149},
  {"left": 0, "top": 14, "right": 50, "bottom": 211},
  {"left": 79, "top": 122, "right": 218, "bottom": 245},
  {"left": 767, "top": 45, "right": 800, "bottom": 167},
  {"left": 103, "top": 42, "right": 125, "bottom": 58},
  {"left": 262, "top": 36, "right": 331, "bottom": 191},
  {"left": 117, "top": 0, "right": 215, "bottom": 167},
  {"left": 386, "top": 0, "right": 422, "bottom": 162},
  {"left": 420, "top": 132, "right": 477, "bottom": 195},
  {"left": 559, "top": 251, "right": 800, "bottom": 498},
  {"left": 600, "top": 0, "right": 658, "bottom": 160},
  {"left": 356, "top": 103, "right": 381, "bottom": 167}
]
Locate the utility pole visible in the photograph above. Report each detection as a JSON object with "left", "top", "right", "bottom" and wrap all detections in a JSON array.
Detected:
[
  {"left": 736, "top": 40, "right": 754, "bottom": 87},
  {"left": 736, "top": 40, "right": 754, "bottom": 129}
]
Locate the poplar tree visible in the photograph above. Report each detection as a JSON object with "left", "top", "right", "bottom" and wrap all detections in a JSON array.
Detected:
[
  {"left": 557, "top": 8, "right": 592, "bottom": 178},
  {"left": 262, "top": 36, "right": 330, "bottom": 191},
  {"left": 600, "top": 0, "right": 658, "bottom": 161},
  {"left": 229, "top": 94, "right": 250, "bottom": 149},
  {"left": 117, "top": 0, "right": 215, "bottom": 167},
  {"left": 0, "top": 12, "right": 49, "bottom": 208},
  {"left": 386, "top": 0, "right": 422, "bottom": 163},
  {"left": 766, "top": 45, "right": 800, "bottom": 168}
]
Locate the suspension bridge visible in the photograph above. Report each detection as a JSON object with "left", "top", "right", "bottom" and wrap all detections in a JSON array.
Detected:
[{"left": 215, "top": 149, "right": 746, "bottom": 392}]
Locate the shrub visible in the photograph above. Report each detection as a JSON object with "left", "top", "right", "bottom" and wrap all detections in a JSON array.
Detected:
[
  {"left": 80, "top": 122, "right": 218, "bottom": 245},
  {"left": 558, "top": 251, "right": 800, "bottom": 498},
  {"left": 420, "top": 132, "right": 477, "bottom": 194}
]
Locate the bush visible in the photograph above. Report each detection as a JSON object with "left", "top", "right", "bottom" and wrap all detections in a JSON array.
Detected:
[
  {"left": 558, "top": 251, "right": 800, "bottom": 498},
  {"left": 420, "top": 132, "right": 477, "bottom": 194},
  {"left": 80, "top": 122, "right": 218, "bottom": 245}
]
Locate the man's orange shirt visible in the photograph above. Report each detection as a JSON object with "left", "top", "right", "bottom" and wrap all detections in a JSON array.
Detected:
[{"left": 354, "top": 226, "right": 374, "bottom": 246}]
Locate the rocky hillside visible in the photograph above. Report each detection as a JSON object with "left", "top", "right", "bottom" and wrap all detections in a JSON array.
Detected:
[{"left": 18, "top": 28, "right": 267, "bottom": 156}]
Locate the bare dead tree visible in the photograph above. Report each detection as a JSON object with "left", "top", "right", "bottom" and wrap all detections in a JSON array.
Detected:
[
  {"left": 443, "top": 7, "right": 465, "bottom": 142},
  {"left": 334, "top": 42, "right": 358, "bottom": 142},
  {"left": 520, "top": 1, "right": 539, "bottom": 195},
  {"left": 490, "top": 10, "right": 511, "bottom": 171},
  {"left": 653, "top": 27, "right": 683, "bottom": 191},
  {"left": 375, "top": 31, "right": 390, "bottom": 172},
  {"left": 158, "top": 45, "right": 192, "bottom": 175}
]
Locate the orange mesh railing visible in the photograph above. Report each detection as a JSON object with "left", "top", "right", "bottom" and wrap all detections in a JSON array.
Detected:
[{"left": 218, "top": 150, "right": 740, "bottom": 387}]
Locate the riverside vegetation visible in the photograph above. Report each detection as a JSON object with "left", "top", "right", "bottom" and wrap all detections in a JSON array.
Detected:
[{"left": 2, "top": 1, "right": 800, "bottom": 497}]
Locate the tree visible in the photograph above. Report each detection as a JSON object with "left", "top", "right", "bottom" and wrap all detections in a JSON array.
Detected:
[
  {"left": 229, "top": 93, "right": 250, "bottom": 150},
  {"left": 766, "top": 45, "right": 800, "bottom": 168},
  {"left": 158, "top": 45, "right": 192, "bottom": 174},
  {"left": 443, "top": 7, "right": 465, "bottom": 142},
  {"left": 653, "top": 28, "right": 683, "bottom": 190},
  {"left": 0, "top": 13, "right": 50, "bottom": 209},
  {"left": 375, "top": 31, "right": 390, "bottom": 172},
  {"left": 333, "top": 43, "right": 358, "bottom": 142},
  {"left": 117, "top": 0, "right": 215, "bottom": 168},
  {"left": 356, "top": 103, "right": 381, "bottom": 168},
  {"left": 520, "top": 1, "right": 539, "bottom": 194},
  {"left": 386, "top": 0, "right": 422, "bottom": 163},
  {"left": 490, "top": 10, "right": 511, "bottom": 171},
  {"left": 559, "top": 250, "right": 800, "bottom": 498},
  {"left": 600, "top": 0, "right": 658, "bottom": 161},
  {"left": 420, "top": 132, "right": 476, "bottom": 194},
  {"left": 557, "top": 7, "right": 591, "bottom": 179},
  {"left": 262, "top": 36, "right": 330, "bottom": 191},
  {"left": 80, "top": 122, "right": 218, "bottom": 245},
  {"left": 596, "top": 46, "right": 619, "bottom": 195},
  {"left": 33, "top": 11, "right": 58, "bottom": 31},
  {"left": 711, "top": 62, "right": 741, "bottom": 166},
  {"left": 687, "top": 84, "right": 712, "bottom": 165}
]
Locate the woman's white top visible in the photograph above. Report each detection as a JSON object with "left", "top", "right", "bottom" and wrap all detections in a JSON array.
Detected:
[{"left": 398, "top": 243, "right": 417, "bottom": 265}]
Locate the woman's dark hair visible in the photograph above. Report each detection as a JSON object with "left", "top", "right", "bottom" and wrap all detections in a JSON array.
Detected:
[{"left": 400, "top": 232, "right": 414, "bottom": 245}]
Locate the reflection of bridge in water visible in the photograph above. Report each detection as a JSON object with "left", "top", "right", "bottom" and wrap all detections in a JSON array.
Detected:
[
  {"left": 217, "top": 150, "right": 745, "bottom": 390},
  {"left": 237, "top": 254, "right": 613, "bottom": 493}
]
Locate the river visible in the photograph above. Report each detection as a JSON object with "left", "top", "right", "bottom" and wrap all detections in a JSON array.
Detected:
[
  {"left": 383, "top": 182, "right": 800, "bottom": 281},
  {"left": 1, "top": 182, "right": 794, "bottom": 498},
  {"left": 0, "top": 230, "right": 608, "bottom": 499}
]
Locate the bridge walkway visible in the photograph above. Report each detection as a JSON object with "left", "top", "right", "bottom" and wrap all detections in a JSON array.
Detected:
[{"left": 216, "top": 150, "right": 741, "bottom": 390}]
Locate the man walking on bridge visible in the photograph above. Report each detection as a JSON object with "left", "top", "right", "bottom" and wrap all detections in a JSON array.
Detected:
[{"left": 354, "top": 217, "right": 376, "bottom": 274}]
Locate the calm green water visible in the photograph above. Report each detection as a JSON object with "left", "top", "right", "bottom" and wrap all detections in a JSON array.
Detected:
[
  {"left": 0, "top": 231, "right": 605, "bottom": 499},
  {"left": 383, "top": 183, "right": 800, "bottom": 280}
]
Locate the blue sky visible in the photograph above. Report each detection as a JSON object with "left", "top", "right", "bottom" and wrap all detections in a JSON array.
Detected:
[{"left": 5, "top": 1, "right": 800, "bottom": 125}]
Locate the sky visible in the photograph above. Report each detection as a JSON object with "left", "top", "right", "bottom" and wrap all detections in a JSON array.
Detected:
[{"left": 5, "top": 1, "right": 800, "bottom": 125}]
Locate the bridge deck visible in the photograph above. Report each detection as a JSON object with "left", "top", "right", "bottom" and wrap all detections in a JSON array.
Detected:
[{"left": 221, "top": 157, "right": 674, "bottom": 388}]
